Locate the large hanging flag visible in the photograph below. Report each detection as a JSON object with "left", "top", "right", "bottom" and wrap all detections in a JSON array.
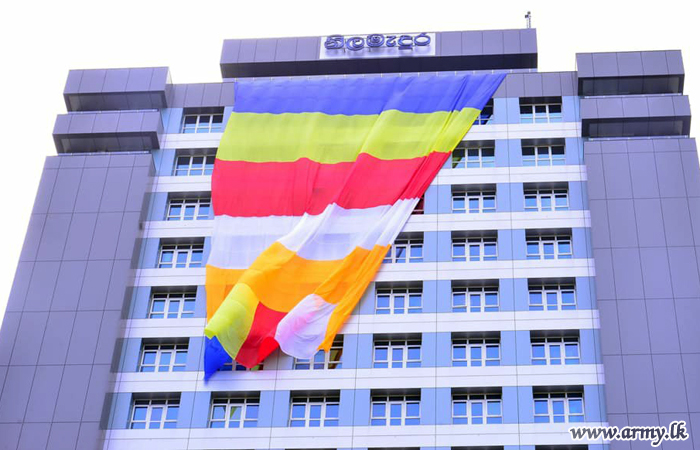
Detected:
[{"left": 204, "top": 73, "right": 505, "bottom": 379}]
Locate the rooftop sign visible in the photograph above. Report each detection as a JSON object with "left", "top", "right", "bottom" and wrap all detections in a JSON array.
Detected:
[{"left": 320, "top": 32, "right": 436, "bottom": 59}]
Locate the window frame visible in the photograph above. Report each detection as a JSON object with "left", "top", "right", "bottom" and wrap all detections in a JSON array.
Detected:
[
  {"left": 452, "top": 190, "right": 497, "bottom": 214},
  {"left": 165, "top": 196, "right": 212, "bottom": 221},
  {"left": 528, "top": 284, "right": 577, "bottom": 311},
  {"left": 293, "top": 339, "right": 343, "bottom": 370},
  {"left": 130, "top": 398, "right": 179, "bottom": 429},
  {"left": 452, "top": 147, "right": 496, "bottom": 169},
  {"left": 172, "top": 154, "right": 215, "bottom": 176},
  {"left": 452, "top": 393, "right": 503, "bottom": 424},
  {"left": 139, "top": 342, "right": 188, "bottom": 373},
  {"left": 524, "top": 188, "right": 569, "bottom": 212},
  {"left": 158, "top": 242, "right": 204, "bottom": 268},
  {"left": 149, "top": 290, "right": 197, "bottom": 319},
  {"left": 522, "top": 145, "right": 566, "bottom": 167},
  {"left": 526, "top": 235, "right": 573, "bottom": 260},
  {"left": 288, "top": 396, "right": 340, "bottom": 427},
  {"left": 370, "top": 395, "right": 421, "bottom": 426},
  {"left": 452, "top": 337, "right": 501, "bottom": 367},
  {"left": 383, "top": 238, "right": 423, "bottom": 264},
  {"left": 531, "top": 336, "right": 581, "bottom": 365},
  {"left": 209, "top": 396, "right": 260, "bottom": 429},
  {"left": 181, "top": 113, "right": 224, "bottom": 134},
  {"left": 533, "top": 392, "right": 585, "bottom": 423},
  {"left": 519, "top": 102, "right": 563, "bottom": 124},
  {"left": 375, "top": 287, "right": 423, "bottom": 315},
  {"left": 452, "top": 236, "right": 498, "bottom": 262},
  {"left": 373, "top": 339, "right": 422, "bottom": 369},
  {"left": 452, "top": 286, "right": 500, "bottom": 313}
]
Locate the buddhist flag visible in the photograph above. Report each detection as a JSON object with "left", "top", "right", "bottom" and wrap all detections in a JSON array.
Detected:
[{"left": 204, "top": 73, "right": 505, "bottom": 379}]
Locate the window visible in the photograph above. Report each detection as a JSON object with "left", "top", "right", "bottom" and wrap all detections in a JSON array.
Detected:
[
  {"left": 520, "top": 100, "right": 563, "bottom": 124},
  {"left": 294, "top": 338, "right": 343, "bottom": 370},
  {"left": 452, "top": 236, "right": 497, "bottom": 262},
  {"left": 158, "top": 241, "right": 204, "bottom": 268},
  {"left": 173, "top": 153, "right": 215, "bottom": 176},
  {"left": 371, "top": 394, "right": 420, "bottom": 426},
  {"left": 452, "top": 285, "right": 499, "bottom": 312},
  {"left": 529, "top": 283, "right": 577, "bottom": 311},
  {"left": 526, "top": 234, "right": 572, "bottom": 260},
  {"left": 373, "top": 338, "right": 421, "bottom": 368},
  {"left": 383, "top": 237, "right": 423, "bottom": 263},
  {"left": 166, "top": 196, "right": 211, "bottom": 221},
  {"left": 452, "top": 146, "right": 495, "bottom": 169},
  {"left": 524, "top": 187, "right": 569, "bottom": 212},
  {"left": 139, "top": 342, "right": 188, "bottom": 372},
  {"left": 149, "top": 289, "right": 196, "bottom": 319},
  {"left": 452, "top": 392, "right": 503, "bottom": 424},
  {"left": 130, "top": 398, "right": 179, "bottom": 429},
  {"left": 452, "top": 189, "right": 496, "bottom": 213},
  {"left": 522, "top": 145, "right": 565, "bottom": 166},
  {"left": 220, "top": 358, "right": 264, "bottom": 372},
  {"left": 534, "top": 391, "right": 584, "bottom": 423},
  {"left": 289, "top": 395, "right": 339, "bottom": 427},
  {"left": 531, "top": 335, "right": 580, "bottom": 365},
  {"left": 412, "top": 196, "right": 425, "bottom": 215},
  {"left": 452, "top": 336, "right": 501, "bottom": 366},
  {"left": 475, "top": 100, "right": 494, "bottom": 125},
  {"left": 375, "top": 287, "right": 422, "bottom": 315},
  {"left": 209, "top": 396, "right": 259, "bottom": 428},
  {"left": 181, "top": 112, "right": 224, "bottom": 133}
]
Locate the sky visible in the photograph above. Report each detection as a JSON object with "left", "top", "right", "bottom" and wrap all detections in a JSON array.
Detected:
[{"left": 0, "top": 0, "right": 696, "bottom": 326}]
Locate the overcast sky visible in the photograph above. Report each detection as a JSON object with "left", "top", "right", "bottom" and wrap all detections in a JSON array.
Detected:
[{"left": 0, "top": 0, "right": 696, "bottom": 326}]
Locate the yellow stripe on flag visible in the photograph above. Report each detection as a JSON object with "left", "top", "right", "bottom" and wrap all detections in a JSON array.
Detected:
[{"left": 217, "top": 108, "right": 481, "bottom": 164}]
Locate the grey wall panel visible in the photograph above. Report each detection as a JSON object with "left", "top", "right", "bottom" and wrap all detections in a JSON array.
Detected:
[
  {"left": 54, "top": 365, "right": 93, "bottom": 422},
  {"left": 0, "top": 313, "right": 20, "bottom": 366},
  {"left": 639, "top": 248, "right": 673, "bottom": 299},
  {"left": 683, "top": 354, "right": 700, "bottom": 411},
  {"left": 9, "top": 312, "right": 48, "bottom": 366},
  {"left": 77, "top": 261, "right": 113, "bottom": 310},
  {"left": 653, "top": 354, "right": 688, "bottom": 413},
  {"left": 0, "top": 366, "right": 35, "bottom": 422},
  {"left": 17, "top": 423, "right": 50, "bottom": 450},
  {"left": 46, "top": 422, "right": 80, "bottom": 449},
  {"left": 5, "top": 262, "right": 33, "bottom": 313},
  {"left": 36, "top": 213, "right": 72, "bottom": 260},
  {"left": 587, "top": 137, "right": 700, "bottom": 434},
  {"left": 0, "top": 153, "right": 154, "bottom": 448},
  {"left": 23, "top": 261, "right": 60, "bottom": 312},
  {"left": 38, "top": 312, "right": 75, "bottom": 365},
  {"left": 63, "top": 213, "right": 98, "bottom": 261},
  {"left": 645, "top": 299, "right": 681, "bottom": 353},
  {"left": 32, "top": 167, "right": 57, "bottom": 214},
  {"left": 24, "top": 365, "right": 63, "bottom": 422},
  {"left": 65, "top": 311, "right": 102, "bottom": 364},
  {"left": 89, "top": 213, "right": 123, "bottom": 260},
  {"left": 19, "top": 214, "right": 46, "bottom": 261}
]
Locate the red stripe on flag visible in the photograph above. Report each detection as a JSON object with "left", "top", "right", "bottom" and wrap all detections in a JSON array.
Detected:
[
  {"left": 235, "top": 302, "right": 286, "bottom": 368},
  {"left": 212, "top": 152, "right": 448, "bottom": 217}
]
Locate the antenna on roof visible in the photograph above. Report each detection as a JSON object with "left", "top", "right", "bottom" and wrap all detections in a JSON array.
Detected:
[{"left": 525, "top": 11, "right": 532, "bottom": 28}]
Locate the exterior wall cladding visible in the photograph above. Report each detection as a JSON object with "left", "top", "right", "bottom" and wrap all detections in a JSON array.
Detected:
[{"left": 0, "top": 28, "right": 697, "bottom": 450}]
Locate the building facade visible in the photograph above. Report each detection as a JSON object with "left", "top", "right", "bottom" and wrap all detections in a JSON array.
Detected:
[{"left": 0, "top": 28, "right": 698, "bottom": 450}]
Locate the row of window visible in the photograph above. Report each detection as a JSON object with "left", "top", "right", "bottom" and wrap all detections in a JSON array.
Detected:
[
  {"left": 130, "top": 387, "right": 584, "bottom": 429},
  {"left": 382, "top": 231, "right": 574, "bottom": 265},
  {"left": 176, "top": 100, "right": 564, "bottom": 136},
  {"left": 157, "top": 231, "right": 575, "bottom": 269},
  {"left": 137, "top": 332, "right": 580, "bottom": 373},
  {"left": 148, "top": 280, "right": 578, "bottom": 320},
  {"left": 171, "top": 143, "right": 567, "bottom": 178},
  {"left": 162, "top": 183, "right": 570, "bottom": 222}
]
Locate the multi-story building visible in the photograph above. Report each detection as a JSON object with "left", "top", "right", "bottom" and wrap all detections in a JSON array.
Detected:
[{"left": 0, "top": 28, "right": 697, "bottom": 450}]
